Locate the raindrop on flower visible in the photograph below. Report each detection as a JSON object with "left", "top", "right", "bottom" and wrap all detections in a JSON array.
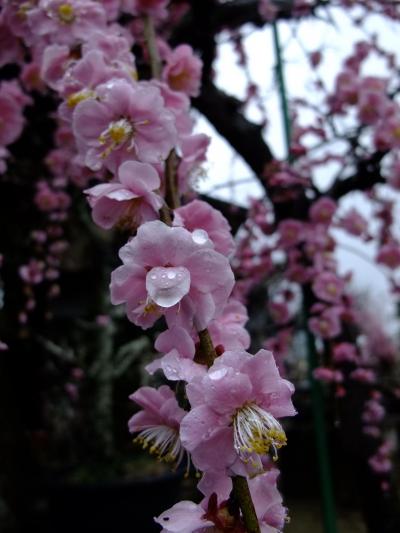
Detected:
[
  {"left": 191, "top": 228, "right": 210, "bottom": 246},
  {"left": 146, "top": 266, "right": 191, "bottom": 308}
]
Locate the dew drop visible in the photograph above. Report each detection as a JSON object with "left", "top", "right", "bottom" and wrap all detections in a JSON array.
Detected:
[
  {"left": 192, "top": 228, "right": 210, "bottom": 246},
  {"left": 146, "top": 266, "right": 191, "bottom": 308},
  {"left": 209, "top": 367, "right": 227, "bottom": 380}
]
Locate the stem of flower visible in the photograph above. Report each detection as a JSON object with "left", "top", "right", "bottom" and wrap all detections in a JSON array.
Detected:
[
  {"left": 160, "top": 204, "right": 172, "bottom": 226},
  {"left": 143, "top": 17, "right": 179, "bottom": 225},
  {"left": 232, "top": 476, "right": 261, "bottom": 533},
  {"left": 195, "top": 329, "right": 217, "bottom": 367},
  {"left": 143, "top": 14, "right": 161, "bottom": 79},
  {"left": 165, "top": 150, "right": 181, "bottom": 210}
]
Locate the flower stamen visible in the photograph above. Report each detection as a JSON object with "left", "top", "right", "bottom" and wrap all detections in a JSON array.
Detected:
[
  {"left": 57, "top": 3, "right": 75, "bottom": 23},
  {"left": 98, "top": 118, "right": 134, "bottom": 158},
  {"left": 233, "top": 403, "right": 287, "bottom": 463},
  {"left": 133, "top": 425, "right": 190, "bottom": 475}
]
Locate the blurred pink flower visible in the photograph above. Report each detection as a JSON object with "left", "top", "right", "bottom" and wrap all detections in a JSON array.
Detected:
[{"left": 162, "top": 45, "right": 202, "bottom": 97}]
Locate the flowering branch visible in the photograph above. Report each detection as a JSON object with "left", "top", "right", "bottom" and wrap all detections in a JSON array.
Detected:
[
  {"left": 232, "top": 476, "right": 261, "bottom": 533},
  {"left": 143, "top": 14, "right": 162, "bottom": 79}
]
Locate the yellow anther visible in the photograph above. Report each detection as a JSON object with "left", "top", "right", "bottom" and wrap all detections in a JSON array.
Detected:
[
  {"left": 58, "top": 3, "right": 75, "bottom": 23},
  {"left": 108, "top": 124, "right": 129, "bottom": 144},
  {"left": 67, "top": 90, "right": 95, "bottom": 109}
]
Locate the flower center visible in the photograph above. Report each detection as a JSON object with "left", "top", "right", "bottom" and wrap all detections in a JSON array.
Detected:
[
  {"left": 233, "top": 403, "right": 287, "bottom": 462},
  {"left": 57, "top": 3, "right": 75, "bottom": 23},
  {"left": 326, "top": 283, "right": 338, "bottom": 295},
  {"left": 98, "top": 118, "right": 134, "bottom": 158},
  {"left": 168, "top": 70, "right": 191, "bottom": 92},
  {"left": 146, "top": 266, "right": 191, "bottom": 308}
]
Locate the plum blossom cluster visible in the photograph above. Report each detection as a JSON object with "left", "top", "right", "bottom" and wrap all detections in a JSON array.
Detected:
[
  {"left": 235, "top": 187, "right": 399, "bottom": 483},
  {"left": 1, "top": 0, "right": 297, "bottom": 530},
  {"left": 0, "top": 80, "right": 31, "bottom": 172},
  {"left": 17, "top": 164, "right": 72, "bottom": 325},
  {"left": 4, "top": 0, "right": 400, "bottom": 529},
  {"left": 258, "top": 0, "right": 400, "bottom": 22},
  {"left": 231, "top": 32, "right": 400, "bottom": 493}
]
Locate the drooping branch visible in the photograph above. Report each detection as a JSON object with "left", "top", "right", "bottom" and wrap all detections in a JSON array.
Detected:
[
  {"left": 328, "top": 151, "right": 387, "bottom": 199},
  {"left": 194, "top": 82, "right": 274, "bottom": 178}
]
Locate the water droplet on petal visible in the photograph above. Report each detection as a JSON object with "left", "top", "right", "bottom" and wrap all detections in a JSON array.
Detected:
[
  {"left": 192, "top": 228, "right": 210, "bottom": 246},
  {"left": 209, "top": 367, "right": 227, "bottom": 381},
  {"left": 146, "top": 266, "right": 191, "bottom": 308}
]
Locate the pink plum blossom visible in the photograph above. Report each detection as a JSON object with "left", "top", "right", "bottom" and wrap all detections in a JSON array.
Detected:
[
  {"left": 155, "top": 500, "right": 214, "bottom": 533},
  {"left": 249, "top": 469, "right": 288, "bottom": 532},
  {"left": 377, "top": 243, "right": 400, "bottom": 269},
  {"left": 157, "top": 469, "right": 287, "bottom": 533},
  {"left": 146, "top": 326, "right": 206, "bottom": 382},
  {"left": 148, "top": 80, "right": 191, "bottom": 134},
  {"left": 19, "top": 259, "right": 45, "bottom": 285},
  {"left": 269, "top": 301, "right": 290, "bottom": 325},
  {"left": 40, "top": 44, "right": 73, "bottom": 90},
  {"left": 357, "top": 89, "right": 389, "bottom": 125},
  {"left": 374, "top": 112, "right": 400, "bottom": 151},
  {"left": 128, "top": 385, "right": 188, "bottom": 468},
  {"left": 110, "top": 220, "right": 235, "bottom": 330},
  {"left": 338, "top": 209, "right": 368, "bottom": 237},
  {"left": 0, "top": 81, "right": 29, "bottom": 147},
  {"left": 180, "top": 349, "right": 295, "bottom": 475},
  {"left": 368, "top": 441, "right": 393, "bottom": 474},
  {"left": 308, "top": 308, "right": 342, "bottom": 339},
  {"left": 1, "top": 1, "right": 36, "bottom": 42},
  {"left": 0, "top": 146, "right": 9, "bottom": 174},
  {"left": 122, "top": 0, "right": 169, "bottom": 19},
  {"left": 277, "top": 219, "right": 305, "bottom": 248},
  {"left": 0, "top": 341, "right": 9, "bottom": 351},
  {"left": 350, "top": 368, "right": 376, "bottom": 384},
  {"left": 27, "top": 0, "right": 107, "bottom": 46},
  {"left": 258, "top": 0, "right": 278, "bottom": 21},
  {"left": 81, "top": 29, "right": 135, "bottom": 64},
  {"left": 312, "top": 271, "right": 345, "bottom": 304},
  {"left": 178, "top": 133, "right": 210, "bottom": 192},
  {"left": 332, "top": 342, "right": 358, "bottom": 363},
  {"left": 313, "top": 367, "right": 343, "bottom": 384},
  {"left": 21, "top": 61, "right": 47, "bottom": 93},
  {"left": 309, "top": 197, "right": 337, "bottom": 225},
  {"left": 99, "top": 0, "right": 121, "bottom": 20},
  {"left": 73, "top": 79, "right": 177, "bottom": 171},
  {"left": 0, "top": 20, "right": 23, "bottom": 67},
  {"left": 207, "top": 298, "right": 251, "bottom": 352},
  {"left": 58, "top": 44, "right": 136, "bottom": 120},
  {"left": 173, "top": 200, "right": 235, "bottom": 257},
  {"left": 84, "top": 160, "right": 163, "bottom": 230},
  {"left": 34, "top": 181, "right": 64, "bottom": 212},
  {"left": 362, "top": 399, "right": 385, "bottom": 424},
  {"left": 162, "top": 45, "right": 202, "bottom": 97}
]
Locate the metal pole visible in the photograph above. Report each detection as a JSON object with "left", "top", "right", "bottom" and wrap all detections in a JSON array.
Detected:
[{"left": 271, "top": 20, "right": 338, "bottom": 533}]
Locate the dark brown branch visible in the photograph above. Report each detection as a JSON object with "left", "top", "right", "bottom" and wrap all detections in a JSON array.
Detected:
[
  {"left": 194, "top": 82, "right": 274, "bottom": 178},
  {"left": 328, "top": 151, "right": 387, "bottom": 199}
]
